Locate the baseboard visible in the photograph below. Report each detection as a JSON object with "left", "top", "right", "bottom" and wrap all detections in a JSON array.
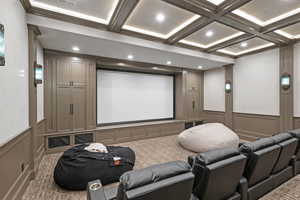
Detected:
[{"left": 2, "top": 164, "right": 33, "bottom": 200}]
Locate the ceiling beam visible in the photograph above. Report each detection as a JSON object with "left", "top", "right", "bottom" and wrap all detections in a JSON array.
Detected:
[
  {"left": 217, "top": 0, "right": 253, "bottom": 15},
  {"left": 166, "top": 17, "right": 214, "bottom": 44},
  {"left": 20, "top": 0, "right": 32, "bottom": 11},
  {"left": 206, "top": 34, "right": 254, "bottom": 52},
  {"left": 163, "top": 0, "right": 289, "bottom": 45},
  {"left": 261, "top": 13, "right": 300, "bottom": 33},
  {"left": 108, "top": 0, "right": 139, "bottom": 32}
]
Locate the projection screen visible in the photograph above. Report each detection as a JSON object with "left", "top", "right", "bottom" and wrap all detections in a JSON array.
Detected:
[{"left": 97, "top": 69, "right": 174, "bottom": 125}]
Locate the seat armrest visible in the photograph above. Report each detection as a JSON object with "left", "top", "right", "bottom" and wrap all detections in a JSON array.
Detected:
[
  {"left": 188, "top": 155, "right": 196, "bottom": 167},
  {"left": 87, "top": 180, "right": 107, "bottom": 200},
  {"left": 238, "top": 177, "right": 248, "bottom": 200},
  {"left": 290, "top": 156, "right": 297, "bottom": 176}
]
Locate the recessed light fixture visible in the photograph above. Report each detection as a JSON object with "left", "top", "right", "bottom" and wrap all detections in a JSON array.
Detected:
[
  {"left": 127, "top": 54, "right": 134, "bottom": 60},
  {"left": 118, "top": 63, "right": 125, "bottom": 66},
  {"left": 241, "top": 42, "right": 248, "bottom": 47},
  {"left": 72, "top": 57, "right": 80, "bottom": 61},
  {"left": 152, "top": 67, "right": 159, "bottom": 70},
  {"left": 156, "top": 13, "right": 165, "bottom": 23},
  {"left": 206, "top": 30, "right": 214, "bottom": 37},
  {"left": 167, "top": 61, "right": 172, "bottom": 65},
  {"left": 198, "top": 66, "right": 203, "bottom": 69},
  {"left": 72, "top": 46, "right": 80, "bottom": 51}
]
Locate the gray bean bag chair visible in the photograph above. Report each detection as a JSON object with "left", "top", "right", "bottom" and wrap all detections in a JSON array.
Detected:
[{"left": 178, "top": 123, "right": 239, "bottom": 153}]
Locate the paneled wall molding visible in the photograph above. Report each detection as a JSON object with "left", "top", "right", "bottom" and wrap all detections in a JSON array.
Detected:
[
  {"left": 233, "top": 112, "right": 280, "bottom": 141},
  {"left": 280, "top": 44, "right": 294, "bottom": 131},
  {"left": 294, "top": 117, "right": 300, "bottom": 129},
  {"left": 0, "top": 128, "right": 33, "bottom": 200},
  {"left": 44, "top": 120, "right": 185, "bottom": 154},
  {"left": 202, "top": 110, "right": 225, "bottom": 124},
  {"left": 175, "top": 70, "right": 203, "bottom": 121},
  {"left": 28, "top": 25, "right": 39, "bottom": 177},
  {"left": 0, "top": 127, "right": 31, "bottom": 157},
  {"left": 225, "top": 65, "right": 233, "bottom": 128}
]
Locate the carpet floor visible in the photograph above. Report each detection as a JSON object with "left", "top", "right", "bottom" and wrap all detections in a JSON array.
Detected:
[{"left": 22, "top": 135, "right": 300, "bottom": 200}]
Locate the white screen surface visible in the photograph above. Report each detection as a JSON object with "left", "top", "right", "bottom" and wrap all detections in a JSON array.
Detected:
[{"left": 97, "top": 70, "right": 174, "bottom": 124}]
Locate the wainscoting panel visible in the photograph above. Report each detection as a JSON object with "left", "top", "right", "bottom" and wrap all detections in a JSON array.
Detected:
[
  {"left": 0, "top": 128, "right": 33, "bottom": 200},
  {"left": 233, "top": 113, "right": 280, "bottom": 141},
  {"left": 45, "top": 120, "right": 185, "bottom": 153},
  {"left": 294, "top": 118, "right": 300, "bottom": 129},
  {"left": 202, "top": 111, "right": 225, "bottom": 124}
]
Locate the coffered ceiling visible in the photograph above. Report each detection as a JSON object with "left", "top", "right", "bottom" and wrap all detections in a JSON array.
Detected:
[{"left": 24, "top": 0, "right": 300, "bottom": 58}]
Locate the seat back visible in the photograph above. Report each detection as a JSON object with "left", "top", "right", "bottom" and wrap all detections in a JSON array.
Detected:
[
  {"left": 270, "top": 133, "right": 298, "bottom": 174},
  {"left": 116, "top": 161, "right": 194, "bottom": 200},
  {"left": 192, "top": 148, "right": 247, "bottom": 200},
  {"left": 239, "top": 138, "right": 281, "bottom": 187},
  {"left": 289, "top": 129, "right": 300, "bottom": 160}
]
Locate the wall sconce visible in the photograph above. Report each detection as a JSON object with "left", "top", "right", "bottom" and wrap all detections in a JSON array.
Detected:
[
  {"left": 35, "top": 63, "right": 43, "bottom": 86},
  {"left": 225, "top": 81, "right": 232, "bottom": 93},
  {"left": 280, "top": 73, "right": 291, "bottom": 91}
]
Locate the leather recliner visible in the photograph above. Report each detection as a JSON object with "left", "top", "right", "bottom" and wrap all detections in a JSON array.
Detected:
[
  {"left": 288, "top": 129, "right": 300, "bottom": 174},
  {"left": 87, "top": 161, "right": 195, "bottom": 200},
  {"left": 239, "top": 138, "right": 281, "bottom": 200},
  {"left": 189, "top": 148, "right": 247, "bottom": 200},
  {"left": 269, "top": 133, "right": 298, "bottom": 187}
]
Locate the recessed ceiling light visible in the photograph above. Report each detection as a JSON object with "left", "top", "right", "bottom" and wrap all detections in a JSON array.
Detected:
[
  {"left": 72, "top": 57, "right": 80, "bottom": 61},
  {"left": 118, "top": 63, "right": 125, "bottom": 66},
  {"left": 152, "top": 67, "right": 159, "bottom": 70},
  {"left": 127, "top": 54, "right": 134, "bottom": 60},
  {"left": 167, "top": 61, "right": 172, "bottom": 65},
  {"left": 206, "top": 30, "right": 214, "bottom": 37},
  {"left": 241, "top": 42, "right": 248, "bottom": 47},
  {"left": 72, "top": 46, "right": 80, "bottom": 51},
  {"left": 156, "top": 13, "right": 165, "bottom": 23},
  {"left": 198, "top": 66, "right": 203, "bottom": 69}
]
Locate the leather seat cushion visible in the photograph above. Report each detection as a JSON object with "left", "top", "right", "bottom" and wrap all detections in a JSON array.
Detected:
[
  {"left": 195, "top": 148, "right": 240, "bottom": 166},
  {"left": 119, "top": 161, "right": 191, "bottom": 190}
]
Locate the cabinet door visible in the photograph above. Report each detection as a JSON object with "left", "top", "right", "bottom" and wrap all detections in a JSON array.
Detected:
[
  {"left": 72, "top": 87, "right": 86, "bottom": 131},
  {"left": 57, "top": 88, "right": 72, "bottom": 131},
  {"left": 72, "top": 58, "right": 86, "bottom": 87},
  {"left": 57, "top": 57, "right": 71, "bottom": 87}
]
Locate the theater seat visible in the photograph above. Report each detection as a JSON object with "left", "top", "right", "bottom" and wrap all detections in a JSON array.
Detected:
[
  {"left": 87, "top": 161, "right": 194, "bottom": 200},
  {"left": 269, "top": 133, "right": 298, "bottom": 187},
  {"left": 239, "top": 138, "right": 281, "bottom": 200},
  {"left": 288, "top": 129, "right": 300, "bottom": 174},
  {"left": 190, "top": 148, "right": 247, "bottom": 200}
]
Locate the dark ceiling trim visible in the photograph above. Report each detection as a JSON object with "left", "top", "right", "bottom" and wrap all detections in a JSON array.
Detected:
[
  {"left": 261, "top": 13, "right": 300, "bottom": 33},
  {"left": 217, "top": 0, "right": 253, "bottom": 15},
  {"left": 162, "top": 0, "right": 289, "bottom": 45},
  {"left": 206, "top": 34, "right": 255, "bottom": 53},
  {"left": 108, "top": 0, "right": 139, "bottom": 32},
  {"left": 29, "top": 7, "right": 107, "bottom": 30},
  {"left": 19, "top": 0, "right": 32, "bottom": 12}
]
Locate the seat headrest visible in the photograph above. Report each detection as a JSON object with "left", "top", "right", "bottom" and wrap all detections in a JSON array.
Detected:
[
  {"left": 271, "top": 133, "right": 293, "bottom": 143},
  {"left": 120, "top": 161, "right": 191, "bottom": 190},
  {"left": 289, "top": 129, "right": 300, "bottom": 139},
  {"left": 239, "top": 138, "right": 275, "bottom": 153},
  {"left": 195, "top": 148, "right": 240, "bottom": 165}
]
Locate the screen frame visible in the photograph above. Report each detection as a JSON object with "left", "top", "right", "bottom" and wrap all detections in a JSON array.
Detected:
[{"left": 96, "top": 68, "right": 176, "bottom": 127}]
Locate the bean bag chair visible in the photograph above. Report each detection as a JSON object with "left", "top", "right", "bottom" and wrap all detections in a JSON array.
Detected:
[
  {"left": 178, "top": 123, "right": 239, "bottom": 153},
  {"left": 54, "top": 144, "right": 135, "bottom": 190}
]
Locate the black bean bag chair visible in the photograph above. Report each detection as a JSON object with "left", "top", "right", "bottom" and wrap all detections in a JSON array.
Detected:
[{"left": 53, "top": 144, "right": 135, "bottom": 190}]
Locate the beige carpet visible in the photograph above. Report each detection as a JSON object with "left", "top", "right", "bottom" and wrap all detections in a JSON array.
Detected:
[{"left": 22, "top": 135, "right": 300, "bottom": 200}]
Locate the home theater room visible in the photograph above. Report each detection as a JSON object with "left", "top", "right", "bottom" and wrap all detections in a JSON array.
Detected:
[{"left": 1, "top": 0, "right": 300, "bottom": 200}]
